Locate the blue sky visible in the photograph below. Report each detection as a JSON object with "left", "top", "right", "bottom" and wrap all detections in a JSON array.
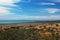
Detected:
[{"left": 0, "top": 0, "right": 60, "bottom": 20}]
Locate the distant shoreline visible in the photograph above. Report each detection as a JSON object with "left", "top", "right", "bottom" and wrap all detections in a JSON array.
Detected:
[{"left": 0, "top": 20, "right": 60, "bottom": 25}]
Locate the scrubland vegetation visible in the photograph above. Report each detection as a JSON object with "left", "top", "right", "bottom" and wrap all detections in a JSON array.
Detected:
[{"left": 0, "top": 23, "right": 60, "bottom": 40}]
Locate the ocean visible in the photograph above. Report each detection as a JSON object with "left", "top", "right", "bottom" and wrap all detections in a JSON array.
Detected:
[
  {"left": 0, "top": 20, "right": 33, "bottom": 23},
  {"left": 0, "top": 20, "right": 59, "bottom": 24}
]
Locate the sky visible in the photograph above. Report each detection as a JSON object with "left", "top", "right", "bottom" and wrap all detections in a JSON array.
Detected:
[{"left": 0, "top": 0, "right": 60, "bottom": 20}]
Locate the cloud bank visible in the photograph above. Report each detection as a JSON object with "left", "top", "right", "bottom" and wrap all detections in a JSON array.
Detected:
[{"left": 0, "top": 15, "right": 60, "bottom": 20}]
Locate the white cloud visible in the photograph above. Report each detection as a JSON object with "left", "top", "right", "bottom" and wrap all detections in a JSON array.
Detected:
[
  {"left": 40, "top": 2, "right": 56, "bottom": 5},
  {"left": 44, "top": 8, "right": 60, "bottom": 14},
  {"left": 0, "top": 0, "right": 21, "bottom": 16},
  {"left": 0, "top": 6, "right": 12, "bottom": 16},
  {"left": 0, "top": 0, "right": 20, "bottom": 3},
  {"left": 0, "top": 0, "right": 21, "bottom": 6},
  {"left": 39, "top": 8, "right": 60, "bottom": 14}
]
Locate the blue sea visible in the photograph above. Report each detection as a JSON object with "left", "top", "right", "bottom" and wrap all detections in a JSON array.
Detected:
[{"left": 0, "top": 20, "right": 34, "bottom": 23}]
